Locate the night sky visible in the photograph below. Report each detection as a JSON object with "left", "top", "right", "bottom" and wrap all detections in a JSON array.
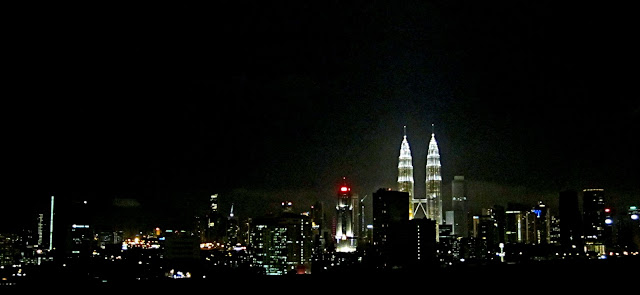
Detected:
[{"left": 3, "top": 2, "right": 638, "bottom": 232}]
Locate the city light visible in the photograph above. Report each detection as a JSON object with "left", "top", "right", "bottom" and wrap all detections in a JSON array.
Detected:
[
  {"left": 167, "top": 269, "right": 191, "bottom": 279},
  {"left": 340, "top": 186, "right": 348, "bottom": 192}
]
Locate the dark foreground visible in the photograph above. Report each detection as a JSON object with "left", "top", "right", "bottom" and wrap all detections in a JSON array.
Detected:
[{"left": 3, "top": 258, "right": 637, "bottom": 291}]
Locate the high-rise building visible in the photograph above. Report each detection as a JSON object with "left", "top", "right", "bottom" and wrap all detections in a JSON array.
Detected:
[
  {"left": 372, "top": 188, "right": 410, "bottom": 268},
  {"left": 37, "top": 213, "right": 45, "bottom": 247},
  {"left": 310, "top": 201, "right": 331, "bottom": 256},
  {"left": 583, "top": 189, "right": 606, "bottom": 254},
  {"left": 471, "top": 213, "right": 497, "bottom": 260},
  {"left": 426, "top": 125, "right": 443, "bottom": 227},
  {"left": 559, "top": 190, "right": 582, "bottom": 251},
  {"left": 226, "top": 204, "right": 239, "bottom": 248},
  {"left": 451, "top": 176, "right": 468, "bottom": 237},
  {"left": 505, "top": 204, "right": 534, "bottom": 244},
  {"left": 616, "top": 205, "right": 639, "bottom": 253},
  {"left": 550, "top": 215, "right": 561, "bottom": 245},
  {"left": 335, "top": 178, "right": 357, "bottom": 252},
  {"left": 49, "top": 195, "right": 94, "bottom": 263},
  {"left": 49, "top": 196, "right": 54, "bottom": 251},
  {"left": 409, "top": 218, "right": 436, "bottom": 267},
  {"left": 251, "top": 209, "right": 312, "bottom": 275},
  {"left": 532, "top": 201, "right": 551, "bottom": 244},
  {"left": 398, "top": 126, "right": 421, "bottom": 220},
  {"left": 206, "top": 194, "right": 223, "bottom": 243}
]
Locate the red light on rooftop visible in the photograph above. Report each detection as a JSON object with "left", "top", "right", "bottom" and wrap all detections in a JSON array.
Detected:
[
  {"left": 605, "top": 208, "right": 611, "bottom": 213},
  {"left": 340, "top": 186, "right": 348, "bottom": 192}
]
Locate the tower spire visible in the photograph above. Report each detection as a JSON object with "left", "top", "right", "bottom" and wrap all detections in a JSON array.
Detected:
[
  {"left": 426, "top": 125, "right": 442, "bottom": 239},
  {"left": 398, "top": 126, "right": 419, "bottom": 219}
]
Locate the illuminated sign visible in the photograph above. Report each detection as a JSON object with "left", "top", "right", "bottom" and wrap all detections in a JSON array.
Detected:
[{"left": 532, "top": 209, "right": 542, "bottom": 218}]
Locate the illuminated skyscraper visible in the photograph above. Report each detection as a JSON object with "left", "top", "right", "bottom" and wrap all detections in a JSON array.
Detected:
[
  {"left": 583, "top": 189, "right": 605, "bottom": 254},
  {"left": 251, "top": 208, "right": 312, "bottom": 275},
  {"left": 336, "top": 178, "right": 357, "bottom": 252},
  {"left": 425, "top": 125, "right": 442, "bottom": 226},
  {"left": 206, "top": 194, "right": 223, "bottom": 242},
  {"left": 398, "top": 126, "right": 422, "bottom": 219},
  {"left": 49, "top": 196, "right": 54, "bottom": 251}
]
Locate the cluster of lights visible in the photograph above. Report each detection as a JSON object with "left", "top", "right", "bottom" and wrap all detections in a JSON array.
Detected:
[
  {"left": 603, "top": 206, "right": 639, "bottom": 223},
  {"left": 167, "top": 269, "right": 191, "bottom": 279},
  {"left": 200, "top": 242, "right": 246, "bottom": 251},
  {"left": 122, "top": 237, "right": 161, "bottom": 250},
  {"left": 630, "top": 206, "right": 638, "bottom": 220},
  {"left": 608, "top": 251, "right": 639, "bottom": 256},
  {"left": 200, "top": 242, "right": 224, "bottom": 250},
  {"left": 0, "top": 266, "right": 25, "bottom": 279}
]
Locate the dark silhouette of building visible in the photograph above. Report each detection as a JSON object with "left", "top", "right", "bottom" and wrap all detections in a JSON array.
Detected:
[
  {"left": 373, "top": 188, "right": 409, "bottom": 268},
  {"left": 451, "top": 176, "right": 468, "bottom": 237},
  {"left": 372, "top": 188, "right": 435, "bottom": 269},
  {"left": 49, "top": 195, "right": 96, "bottom": 264},
  {"left": 559, "top": 190, "right": 582, "bottom": 252},
  {"left": 409, "top": 218, "right": 436, "bottom": 268}
]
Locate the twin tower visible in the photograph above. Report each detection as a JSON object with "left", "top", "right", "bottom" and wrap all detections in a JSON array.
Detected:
[{"left": 398, "top": 125, "right": 442, "bottom": 223}]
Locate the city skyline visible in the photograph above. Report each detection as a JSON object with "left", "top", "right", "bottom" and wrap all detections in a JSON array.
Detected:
[{"left": 2, "top": 2, "right": 639, "bottom": 233}]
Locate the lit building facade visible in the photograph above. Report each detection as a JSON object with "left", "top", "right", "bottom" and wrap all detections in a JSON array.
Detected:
[
  {"left": 205, "top": 194, "right": 223, "bottom": 243},
  {"left": 504, "top": 209, "right": 536, "bottom": 244},
  {"left": 425, "top": 127, "right": 443, "bottom": 226},
  {"left": 251, "top": 212, "right": 312, "bottom": 275},
  {"left": 583, "top": 189, "right": 606, "bottom": 254},
  {"left": 532, "top": 201, "right": 551, "bottom": 244},
  {"left": 335, "top": 178, "right": 357, "bottom": 252},
  {"left": 398, "top": 126, "right": 419, "bottom": 219}
]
